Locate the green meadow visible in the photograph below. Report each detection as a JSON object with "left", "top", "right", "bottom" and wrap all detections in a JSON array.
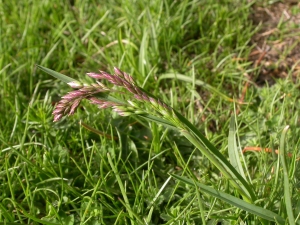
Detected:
[{"left": 1, "top": 0, "right": 299, "bottom": 224}]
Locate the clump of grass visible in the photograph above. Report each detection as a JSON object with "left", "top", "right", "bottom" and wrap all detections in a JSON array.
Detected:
[{"left": 38, "top": 65, "right": 288, "bottom": 224}]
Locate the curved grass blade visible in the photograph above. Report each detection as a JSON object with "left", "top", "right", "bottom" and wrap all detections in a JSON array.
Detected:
[
  {"left": 171, "top": 174, "right": 285, "bottom": 224},
  {"left": 179, "top": 129, "right": 250, "bottom": 202},
  {"left": 158, "top": 73, "right": 234, "bottom": 102},
  {"left": 11, "top": 201, "right": 60, "bottom": 225},
  {"left": 173, "top": 110, "right": 256, "bottom": 201},
  {"left": 228, "top": 116, "right": 246, "bottom": 180},
  {"left": 279, "top": 125, "right": 295, "bottom": 225}
]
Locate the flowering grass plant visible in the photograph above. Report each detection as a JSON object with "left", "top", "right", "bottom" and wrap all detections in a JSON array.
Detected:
[{"left": 37, "top": 65, "right": 288, "bottom": 224}]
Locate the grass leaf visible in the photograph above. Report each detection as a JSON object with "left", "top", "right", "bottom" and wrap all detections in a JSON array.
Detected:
[
  {"left": 36, "top": 65, "right": 77, "bottom": 83},
  {"left": 171, "top": 173, "right": 285, "bottom": 224},
  {"left": 158, "top": 73, "right": 234, "bottom": 102},
  {"left": 228, "top": 116, "right": 247, "bottom": 180},
  {"left": 279, "top": 126, "right": 295, "bottom": 225}
]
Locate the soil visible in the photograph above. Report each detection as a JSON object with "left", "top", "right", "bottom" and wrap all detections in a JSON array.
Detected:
[{"left": 248, "top": 0, "right": 300, "bottom": 86}]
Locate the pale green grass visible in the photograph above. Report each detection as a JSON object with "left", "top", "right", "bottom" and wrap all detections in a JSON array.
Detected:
[{"left": 0, "top": 0, "right": 299, "bottom": 224}]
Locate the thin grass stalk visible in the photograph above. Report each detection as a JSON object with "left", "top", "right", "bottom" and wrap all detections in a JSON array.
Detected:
[
  {"left": 174, "top": 111, "right": 256, "bottom": 201},
  {"left": 180, "top": 129, "right": 250, "bottom": 202}
]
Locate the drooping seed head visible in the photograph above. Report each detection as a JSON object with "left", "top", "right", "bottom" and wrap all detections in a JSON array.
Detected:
[{"left": 53, "top": 67, "right": 174, "bottom": 122}]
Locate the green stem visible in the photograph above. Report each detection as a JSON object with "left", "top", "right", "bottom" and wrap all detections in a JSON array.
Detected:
[
  {"left": 180, "top": 130, "right": 251, "bottom": 202},
  {"left": 174, "top": 110, "right": 256, "bottom": 201}
]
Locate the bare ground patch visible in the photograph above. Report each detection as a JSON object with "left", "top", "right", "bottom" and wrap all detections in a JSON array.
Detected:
[{"left": 248, "top": 0, "right": 300, "bottom": 86}]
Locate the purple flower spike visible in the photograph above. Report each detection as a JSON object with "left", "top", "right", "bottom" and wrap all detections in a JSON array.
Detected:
[
  {"left": 114, "top": 67, "right": 135, "bottom": 84},
  {"left": 133, "top": 86, "right": 143, "bottom": 95},
  {"left": 122, "top": 80, "right": 135, "bottom": 91}
]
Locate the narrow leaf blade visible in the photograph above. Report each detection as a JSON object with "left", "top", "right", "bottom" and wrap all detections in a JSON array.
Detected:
[
  {"left": 158, "top": 73, "right": 234, "bottom": 102},
  {"left": 228, "top": 116, "right": 246, "bottom": 179},
  {"left": 36, "top": 65, "right": 77, "bottom": 83},
  {"left": 171, "top": 174, "right": 285, "bottom": 224},
  {"left": 279, "top": 126, "right": 295, "bottom": 224}
]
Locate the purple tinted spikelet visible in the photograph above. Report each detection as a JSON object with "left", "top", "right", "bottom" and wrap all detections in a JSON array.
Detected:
[
  {"left": 123, "top": 72, "right": 135, "bottom": 84},
  {"left": 109, "top": 75, "right": 124, "bottom": 86},
  {"left": 53, "top": 113, "right": 64, "bottom": 122},
  {"left": 87, "top": 71, "right": 123, "bottom": 86},
  {"left": 114, "top": 67, "right": 135, "bottom": 84},
  {"left": 113, "top": 67, "right": 124, "bottom": 77},
  {"left": 69, "top": 99, "right": 81, "bottom": 115},
  {"left": 52, "top": 105, "right": 65, "bottom": 114},
  {"left": 53, "top": 97, "right": 83, "bottom": 122},
  {"left": 86, "top": 72, "right": 105, "bottom": 79}
]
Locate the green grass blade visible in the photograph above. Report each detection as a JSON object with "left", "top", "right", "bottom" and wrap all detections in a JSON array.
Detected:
[
  {"left": 171, "top": 174, "right": 285, "bottom": 224},
  {"left": 279, "top": 125, "right": 295, "bottom": 225},
  {"left": 158, "top": 73, "right": 234, "bottom": 102},
  {"left": 173, "top": 110, "right": 256, "bottom": 201},
  {"left": 107, "top": 153, "right": 143, "bottom": 224},
  {"left": 138, "top": 114, "right": 177, "bottom": 130},
  {"left": 179, "top": 129, "right": 250, "bottom": 201},
  {"left": 13, "top": 202, "right": 60, "bottom": 225},
  {"left": 0, "top": 223, "right": 27, "bottom": 225},
  {"left": 36, "top": 65, "right": 77, "bottom": 83},
  {"left": 0, "top": 202, "right": 14, "bottom": 222},
  {"left": 228, "top": 116, "right": 246, "bottom": 180}
]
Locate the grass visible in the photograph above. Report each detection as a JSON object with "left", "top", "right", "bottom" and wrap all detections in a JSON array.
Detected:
[{"left": 0, "top": 0, "right": 299, "bottom": 224}]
